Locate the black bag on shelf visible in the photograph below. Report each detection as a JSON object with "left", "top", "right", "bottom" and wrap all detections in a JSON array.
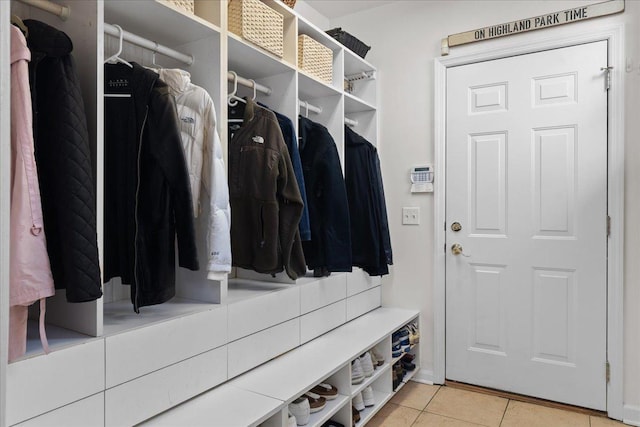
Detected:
[{"left": 326, "top": 27, "right": 371, "bottom": 59}]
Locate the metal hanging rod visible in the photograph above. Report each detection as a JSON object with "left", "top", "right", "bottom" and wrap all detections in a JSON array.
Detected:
[
  {"left": 104, "top": 23, "right": 194, "bottom": 66},
  {"left": 227, "top": 72, "right": 272, "bottom": 96},
  {"left": 298, "top": 100, "right": 322, "bottom": 115},
  {"left": 345, "top": 70, "right": 376, "bottom": 82},
  {"left": 16, "top": 0, "right": 69, "bottom": 20},
  {"left": 345, "top": 117, "right": 358, "bottom": 127}
]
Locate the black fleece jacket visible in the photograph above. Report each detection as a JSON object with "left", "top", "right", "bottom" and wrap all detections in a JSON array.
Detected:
[{"left": 104, "top": 62, "right": 198, "bottom": 312}]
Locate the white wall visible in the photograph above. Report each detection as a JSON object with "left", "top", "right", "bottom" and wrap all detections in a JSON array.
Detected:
[
  {"left": 327, "top": 0, "right": 640, "bottom": 414},
  {"left": 293, "top": 1, "right": 330, "bottom": 30}
]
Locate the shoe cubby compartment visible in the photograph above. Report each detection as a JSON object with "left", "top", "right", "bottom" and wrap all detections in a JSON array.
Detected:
[
  {"left": 350, "top": 339, "right": 391, "bottom": 397},
  {"left": 353, "top": 374, "right": 393, "bottom": 426},
  {"left": 297, "top": 366, "right": 351, "bottom": 427},
  {"left": 390, "top": 317, "right": 421, "bottom": 393}
]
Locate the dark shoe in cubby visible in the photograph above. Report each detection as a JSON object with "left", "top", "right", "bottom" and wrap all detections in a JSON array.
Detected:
[
  {"left": 402, "top": 360, "right": 416, "bottom": 371},
  {"left": 392, "top": 375, "right": 402, "bottom": 391},
  {"left": 352, "top": 406, "right": 361, "bottom": 424},
  {"left": 401, "top": 353, "right": 415, "bottom": 362}
]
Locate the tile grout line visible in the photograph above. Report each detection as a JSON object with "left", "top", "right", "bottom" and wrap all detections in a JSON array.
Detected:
[{"left": 498, "top": 399, "right": 510, "bottom": 427}]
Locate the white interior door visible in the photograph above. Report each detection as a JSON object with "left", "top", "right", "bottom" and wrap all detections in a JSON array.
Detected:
[{"left": 445, "top": 41, "right": 608, "bottom": 410}]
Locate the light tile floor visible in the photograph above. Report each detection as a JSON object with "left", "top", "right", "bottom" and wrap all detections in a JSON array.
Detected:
[{"left": 366, "top": 383, "right": 627, "bottom": 427}]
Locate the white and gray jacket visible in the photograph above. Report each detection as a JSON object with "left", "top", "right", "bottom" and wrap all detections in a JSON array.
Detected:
[{"left": 159, "top": 69, "right": 231, "bottom": 280}]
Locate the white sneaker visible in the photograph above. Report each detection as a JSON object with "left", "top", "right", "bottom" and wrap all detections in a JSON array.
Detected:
[
  {"left": 370, "top": 347, "right": 385, "bottom": 366},
  {"left": 288, "top": 397, "right": 310, "bottom": 426},
  {"left": 287, "top": 412, "right": 297, "bottom": 427},
  {"left": 359, "top": 352, "right": 375, "bottom": 377},
  {"left": 362, "top": 386, "right": 375, "bottom": 407},
  {"left": 351, "top": 359, "right": 365, "bottom": 384},
  {"left": 353, "top": 392, "right": 365, "bottom": 411}
]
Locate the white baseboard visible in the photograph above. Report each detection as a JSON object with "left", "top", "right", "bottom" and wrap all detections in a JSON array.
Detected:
[
  {"left": 624, "top": 405, "right": 640, "bottom": 426},
  {"left": 409, "top": 369, "right": 438, "bottom": 385}
]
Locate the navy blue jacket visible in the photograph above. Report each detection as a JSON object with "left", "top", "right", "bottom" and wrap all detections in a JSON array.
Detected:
[
  {"left": 345, "top": 126, "right": 392, "bottom": 276},
  {"left": 299, "top": 117, "right": 352, "bottom": 275},
  {"left": 258, "top": 103, "right": 311, "bottom": 241}
]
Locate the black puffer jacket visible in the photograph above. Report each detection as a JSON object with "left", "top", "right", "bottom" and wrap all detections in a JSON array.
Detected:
[
  {"left": 104, "top": 62, "right": 199, "bottom": 312},
  {"left": 25, "top": 20, "right": 102, "bottom": 302}
]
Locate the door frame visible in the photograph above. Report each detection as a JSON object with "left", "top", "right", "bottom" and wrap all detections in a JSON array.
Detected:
[{"left": 433, "top": 24, "right": 625, "bottom": 418}]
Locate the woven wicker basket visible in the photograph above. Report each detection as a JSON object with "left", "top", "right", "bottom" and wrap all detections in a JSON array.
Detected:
[
  {"left": 229, "top": 0, "right": 284, "bottom": 58},
  {"left": 298, "top": 34, "right": 332, "bottom": 84},
  {"left": 167, "top": 0, "right": 194, "bottom": 14},
  {"left": 283, "top": 0, "right": 297, "bottom": 7}
]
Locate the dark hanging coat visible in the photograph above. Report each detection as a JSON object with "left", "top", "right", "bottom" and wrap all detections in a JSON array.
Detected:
[
  {"left": 103, "top": 62, "right": 199, "bottom": 312},
  {"left": 25, "top": 19, "right": 102, "bottom": 302},
  {"left": 228, "top": 99, "right": 306, "bottom": 280},
  {"left": 344, "top": 126, "right": 393, "bottom": 276},
  {"left": 299, "top": 116, "right": 352, "bottom": 276}
]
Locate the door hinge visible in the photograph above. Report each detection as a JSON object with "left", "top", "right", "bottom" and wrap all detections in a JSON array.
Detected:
[
  {"left": 607, "top": 215, "right": 611, "bottom": 237},
  {"left": 606, "top": 361, "right": 611, "bottom": 383},
  {"left": 601, "top": 66, "right": 613, "bottom": 91}
]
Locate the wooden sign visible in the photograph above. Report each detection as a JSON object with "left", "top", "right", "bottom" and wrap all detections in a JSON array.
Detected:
[{"left": 447, "top": 0, "right": 624, "bottom": 48}]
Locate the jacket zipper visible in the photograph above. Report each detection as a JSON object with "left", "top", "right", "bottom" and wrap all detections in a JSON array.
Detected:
[
  {"left": 260, "top": 204, "right": 265, "bottom": 248},
  {"left": 134, "top": 106, "right": 149, "bottom": 313}
]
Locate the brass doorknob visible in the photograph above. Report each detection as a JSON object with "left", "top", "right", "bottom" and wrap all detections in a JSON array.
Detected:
[{"left": 451, "top": 243, "right": 463, "bottom": 255}]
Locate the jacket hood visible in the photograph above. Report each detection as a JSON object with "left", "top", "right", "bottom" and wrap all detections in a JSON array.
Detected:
[
  {"left": 158, "top": 68, "right": 191, "bottom": 95},
  {"left": 24, "top": 19, "right": 72, "bottom": 57},
  {"left": 10, "top": 25, "right": 30, "bottom": 64}
]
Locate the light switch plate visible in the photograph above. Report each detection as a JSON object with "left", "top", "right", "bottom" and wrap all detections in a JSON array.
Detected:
[{"left": 402, "top": 207, "right": 420, "bottom": 225}]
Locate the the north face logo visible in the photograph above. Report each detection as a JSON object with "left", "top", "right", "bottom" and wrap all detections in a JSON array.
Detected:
[
  {"left": 181, "top": 117, "right": 195, "bottom": 124},
  {"left": 252, "top": 136, "right": 264, "bottom": 144}
]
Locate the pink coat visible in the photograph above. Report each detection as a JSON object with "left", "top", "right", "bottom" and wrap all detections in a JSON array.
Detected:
[{"left": 9, "top": 26, "right": 55, "bottom": 361}]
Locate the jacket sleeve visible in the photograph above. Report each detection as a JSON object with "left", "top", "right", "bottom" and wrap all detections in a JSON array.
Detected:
[
  {"left": 149, "top": 91, "right": 199, "bottom": 271},
  {"left": 320, "top": 142, "right": 353, "bottom": 272},
  {"left": 372, "top": 151, "right": 393, "bottom": 267},
  {"left": 275, "top": 128, "right": 307, "bottom": 280},
  {"left": 202, "top": 97, "right": 232, "bottom": 280},
  {"left": 284, "top": 121, "right": 311, "bottom": 241}
]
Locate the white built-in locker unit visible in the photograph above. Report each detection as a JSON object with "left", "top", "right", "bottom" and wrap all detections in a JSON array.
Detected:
[{"left": 0, "top": 1, "right": 412, "bottom": 426}]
